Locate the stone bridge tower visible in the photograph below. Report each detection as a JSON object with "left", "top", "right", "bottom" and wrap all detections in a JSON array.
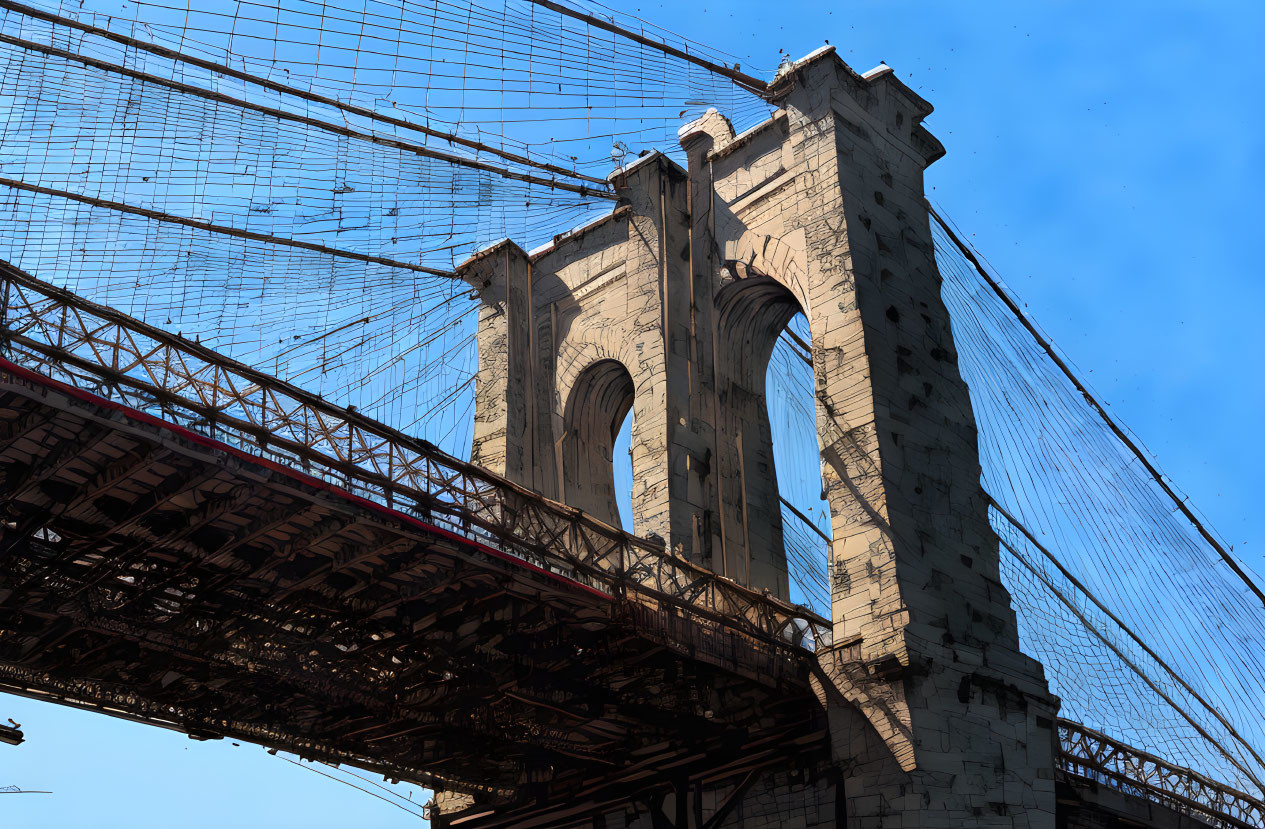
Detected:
[{"left": 457, "top": 47, "right": 1058, "bottom": 827}]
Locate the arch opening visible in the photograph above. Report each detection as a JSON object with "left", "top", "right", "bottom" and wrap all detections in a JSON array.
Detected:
[
  {"left": 766, "top": 312, "right": 833, "bottom": 617},
  {"left": 560, "top": 359, "right": 635, "bottom": 530},
  {"left": 714, "top": 273, "right": 832, "bottom": 608},
  {"left": 613, "top": 415, "right": 634, "bottom": 532}
]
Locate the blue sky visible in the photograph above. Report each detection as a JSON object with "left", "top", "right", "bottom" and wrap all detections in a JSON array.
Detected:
[{"left": 2, "top": 1, "right": 1263, "bottom": 826}]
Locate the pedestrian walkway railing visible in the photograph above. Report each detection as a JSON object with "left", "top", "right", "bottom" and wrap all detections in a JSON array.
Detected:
[{"left": 1057, "top": 719, "right": 1265, "bottom": 829}]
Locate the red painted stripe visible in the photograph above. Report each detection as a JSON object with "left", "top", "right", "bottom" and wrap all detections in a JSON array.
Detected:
[{"left": 0, "top": 355, "right": 611, "bottom": 601}]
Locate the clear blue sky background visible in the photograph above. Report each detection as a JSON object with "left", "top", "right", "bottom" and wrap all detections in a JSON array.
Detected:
[{"left": 3, "top": 2, "right": 1263, "bottom": 826}]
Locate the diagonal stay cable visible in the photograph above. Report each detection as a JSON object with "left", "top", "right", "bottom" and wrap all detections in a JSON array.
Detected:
[
  {"left": 988, "top": 493, "right": 1265, "bottom": 787},
  {"left": 928, "top": 203, "right": 1265, "bottom": 610},
  {"left": 779, "top": 495, "right": 831, "bottom": 547},
  {"left": 0, "top": 0, "right": 611, "bottom": 189},
  {"left": 273, "top": 754, "right": 427, "bottom": 818},
  {"left": 0, "top": 177, "right": 458, "bottom": 278},
  {"left": 0, "top": 29, "right": 614, "bottom": 201},
  {"left": 1001, "top": 534, "right": 1265, "bottom": 795}
]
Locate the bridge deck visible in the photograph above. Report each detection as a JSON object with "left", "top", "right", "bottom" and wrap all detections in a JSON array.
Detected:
[
  {"left": 0, "top": 262, "right": 1260, "bottom": 826},
  {"left": 0, "top": 360, "right": 826, "bottom": 799}
]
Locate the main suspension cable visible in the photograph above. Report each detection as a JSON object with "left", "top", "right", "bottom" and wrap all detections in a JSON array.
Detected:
[
  {"left": 0, "top": 177, "right": 457, "bottom": 278},
  {"left": 0, "top": 0, "right": 612, "bottom": 188},
  {"left": 0, "top": 29, "right": 613, "bottom": 201},
  {"left": 523, "top": 0, "right": 770, "bottom": 96}
]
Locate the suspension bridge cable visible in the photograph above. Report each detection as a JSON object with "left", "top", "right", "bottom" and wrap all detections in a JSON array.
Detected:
[
  {"left": 999, "top": 535, "right": 1265, "bottom": 793},
  {"left": 274, "top": 754, "right": 427, "bottom": 818},
  {"left": 0, "top": 178, "right": 457, "bottom": 278},
  {"left": 522, "top": 0, "right": 770, "bottom": 95},
  {"left": 777, "top": 333, "right": 812, "bottom": 368},
  {"left": 0, "top": 30, "right": 612, "bottom": 201},
  {"left": 0, "top": 0, "right": 612, "bottom": 188},
  {"left": 928, "top": 203, "right": 1265, "bottom": 609},
  {"left": 0, "top": 0, "right": 614, "bottom": 187},
  {"left": 778, "top": 495, "right": 830, "bottom": 547},
  {"left": 987, "top": 494, "right": 1265, "bottom": 781},
  {"left": 566, "top": 0, "right": 759, "bottom": 65}
]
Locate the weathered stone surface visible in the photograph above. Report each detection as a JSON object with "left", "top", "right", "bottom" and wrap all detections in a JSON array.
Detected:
[{"left": 456, "top": 46, "right": 1057, "bottom": 827}]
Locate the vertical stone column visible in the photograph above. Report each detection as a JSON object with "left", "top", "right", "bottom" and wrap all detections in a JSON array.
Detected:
[
  {"left": 681, "top": 112, "right": 794, "bottom": 597},
  {"left": 456, "top": 240, "right": 556, "bottom": 497},
  {"left": 768, "top": 51, "right": 1057, "bottom": 825},
  {"left": 603, "top": 154, "right": 708, "bottom": 561},
  {"left": 680, "top": 115, "right": 727, "bottom": 577}
]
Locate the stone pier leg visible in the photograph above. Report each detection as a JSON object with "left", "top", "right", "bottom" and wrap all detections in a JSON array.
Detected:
[{"left": 777, "top": 51, "right": 1059, "bottom": 826}]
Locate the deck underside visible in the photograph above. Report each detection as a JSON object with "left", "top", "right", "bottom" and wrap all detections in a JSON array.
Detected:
[{"left": 0, "top": 364, "right": 826, "bottom": 803}]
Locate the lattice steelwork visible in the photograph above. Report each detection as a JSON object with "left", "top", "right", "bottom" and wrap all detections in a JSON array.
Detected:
[
  {"left": 0, "top": 259, "right": 831, "bottom": 653},
  {"left": 1058, "top": 720, "right": 1265, "bottom": 829}
]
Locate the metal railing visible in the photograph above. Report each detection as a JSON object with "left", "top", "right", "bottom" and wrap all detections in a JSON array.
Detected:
[
  {"left": 0, "top": 261, "right": 831, "bottom": 656},
  {"left": 1057, "top": 719, "right": 1265, "bottom": 829}
]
